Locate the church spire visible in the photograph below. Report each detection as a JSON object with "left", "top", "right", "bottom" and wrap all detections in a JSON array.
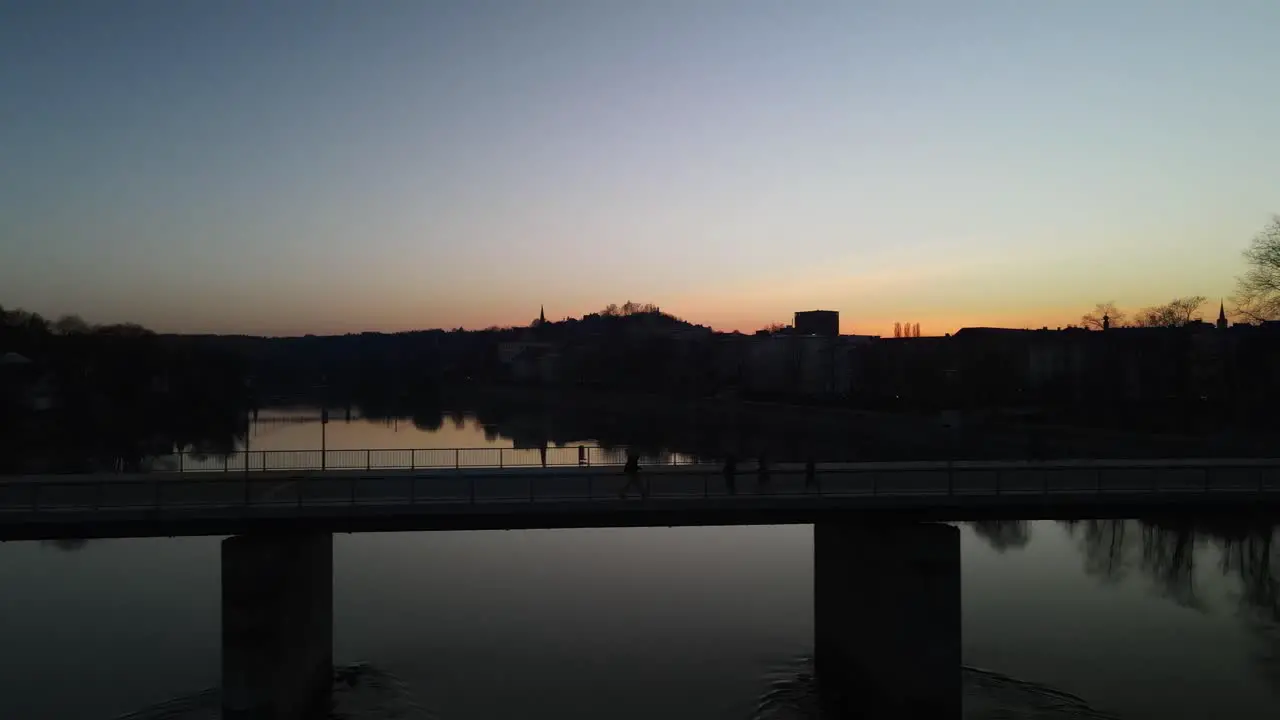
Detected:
[
  {"left": 539, "top": 305, "right": 546, "bottom": 325},
  {"left": 1217, "top": 300, "right": 1228, "bottom": 330}
]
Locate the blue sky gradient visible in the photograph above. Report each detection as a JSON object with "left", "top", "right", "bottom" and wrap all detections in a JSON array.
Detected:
[{"left": 2, "top": 1, "right": 1277, "bottom": 335}]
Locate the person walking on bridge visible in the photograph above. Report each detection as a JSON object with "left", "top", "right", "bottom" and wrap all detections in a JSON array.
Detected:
[
  {"left": 619, "top": 451, "right": 646, "bottom": 499},
  {"left": 723, "top": 454, "right": 737, "bottom": 495}
]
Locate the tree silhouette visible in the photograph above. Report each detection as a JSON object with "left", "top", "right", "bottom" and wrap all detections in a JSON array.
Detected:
[
  {"left": 1082, "top": 302, "right": 1125, "bottom": 330},
  {"left": 1132, "top": 296, "right": 1208, "bottom": 327},
  {"left": 756, "top": 323, "right": 788, "bottom": 336},
  {"left": 53, "top": 314, "right": 91, "bottom": 335},
  {"left": 1236, "top": 216, "right": 1280, "bottom": 322}
]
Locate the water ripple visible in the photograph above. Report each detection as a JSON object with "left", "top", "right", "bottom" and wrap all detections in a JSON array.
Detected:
[
  {"left": 752, "top": 656, "right": 1122, "bottom": 720},
  {"left": 109, "top": 663, "right": 436, "bottom": 720}
]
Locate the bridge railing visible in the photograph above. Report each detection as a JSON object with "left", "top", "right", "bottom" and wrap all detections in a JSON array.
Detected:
[
  {"left": 121, "top": 446, "right": 698, "bottom": 474},
  {"left": 3, "top": 461, "right": 1280, "bottom": 517}
]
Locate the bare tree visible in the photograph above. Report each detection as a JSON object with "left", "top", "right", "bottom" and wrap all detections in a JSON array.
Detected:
[
  {"left": 1132, "top": 296, "right": 1207, "bottom": 327},
  {"left": 912, "top": 323, "right": 921, "bottom": 337},
  {"left": 1236, "top": 216, "right": 1280, "bottom": 322},
  {"left": 755, "top": 322, "right": 788, "bottom": 336},
  {"left": 893, "top": 322, "right": 902, "bottom": 338},
  {"left": 1082, "top": 302, "right": 1125, "bottom": 330}
]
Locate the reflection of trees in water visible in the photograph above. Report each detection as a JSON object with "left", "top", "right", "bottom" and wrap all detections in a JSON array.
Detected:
[
  {"left": 1069, "top": 518, "right": 1280, "bottom": 692},
  {"left": 1066, "top": 519, "right": 1204, "bottom": 609},
  {"left": 1137, "top": 522, "right": 1204, "bottom": 611},
  {"left": 1065, "top": 520, "right": 1132, "bottom": 584},
  {"left": 411, "top": 410, "right": 443, "bottom": 433},
  {"left": 1220, "top": 529, "right": 1280, "bottom": 621},
  {"left": 970, "top": 521, "right": 1031, "bottom": 553},
  {"left": 348, "top": 388, "right": 970, "bottom": 463}
]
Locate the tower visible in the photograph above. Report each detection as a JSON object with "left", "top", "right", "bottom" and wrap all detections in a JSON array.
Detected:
[
  {"left": 1102, "top": 313, "right": 1110, "bottom": 331},
  {"left": 1217, "top": 301, "right": 1228, "bottom": 330},
  {"left": 539, "top": 305, "right": 546, "bottom": 326}
]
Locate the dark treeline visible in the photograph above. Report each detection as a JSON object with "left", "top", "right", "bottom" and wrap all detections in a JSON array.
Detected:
[
  {"left": 177, "top": 302, "right": 716, "bottom": 404},
  {"left": 0, "top": 308, "right": 249, "bottom": 473},
  {"left": 9, "top": 294, "right": 1280, "bottom": 467}
]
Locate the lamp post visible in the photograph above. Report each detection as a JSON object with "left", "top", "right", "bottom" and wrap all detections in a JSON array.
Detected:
[{"left": 319, "top": 377, "right": 328, "bottom": 471}]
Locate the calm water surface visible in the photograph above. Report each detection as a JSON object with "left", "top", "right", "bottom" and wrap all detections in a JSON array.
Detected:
[{"left": 1, "top": 413, "right": 1277, "bottom": 719}]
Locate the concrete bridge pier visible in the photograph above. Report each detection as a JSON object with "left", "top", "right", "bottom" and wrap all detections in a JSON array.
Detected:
[
  {"left": 222, "top": 533, "right": 333, "bottom": 720},
  {"left": 814, "top": 521, "right": 961, "bottom": 718}
]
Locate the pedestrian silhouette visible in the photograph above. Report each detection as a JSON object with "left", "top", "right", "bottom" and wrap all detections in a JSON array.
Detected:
[{"left": 619, "top": 451, "right": 646, "bottom": 499}]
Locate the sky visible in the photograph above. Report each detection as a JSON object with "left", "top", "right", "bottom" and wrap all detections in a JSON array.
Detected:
[{"left": 1, "top": 1, "right": 1277, "bottom": 337}]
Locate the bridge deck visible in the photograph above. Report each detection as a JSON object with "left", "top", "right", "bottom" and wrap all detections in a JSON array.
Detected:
[{"left": 3, "top": 460, "right": 1280, "bottom": 540}]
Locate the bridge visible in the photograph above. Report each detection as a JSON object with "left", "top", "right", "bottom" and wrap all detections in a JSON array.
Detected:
[{"left": 6, "top": 455, "right": 1280, "bottom": 720}]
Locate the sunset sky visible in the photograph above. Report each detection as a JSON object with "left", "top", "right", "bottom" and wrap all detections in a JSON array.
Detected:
[{"left": 2, "top": 1, "right": 1276, "bottom": 337}]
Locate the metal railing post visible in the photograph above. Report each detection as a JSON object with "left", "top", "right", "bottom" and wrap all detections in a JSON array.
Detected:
[
  {"left": 366, "top": 449, "right": 371, "bottom": 471},
  {"left": 223, "top": 454, "right": 228, "bottom": 473},
  {"left": 410, "top": 450, "right": 415, "bottom": 471},
  {"left": 455, "top": 449, "right": 460, "bottom": 470},
  {"left": 499, "top": 449, "right": 504, "bottom": 469},
  {"left": 179, "top": 452, "right": 184, "bottom": 474}
]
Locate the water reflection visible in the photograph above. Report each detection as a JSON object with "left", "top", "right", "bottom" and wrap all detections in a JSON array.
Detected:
[
  {"left": 754, "top": 658, "right": 1122, "bottom": 720},
  {"left": 1066, "top": 518, "right": 1280, "bottom": 694},
  {"left": 5, "top": 521, "right": 1280, "bottom": 719},
  {"left": 970, "top": 521, "right": 1032, "bottom": 554}
]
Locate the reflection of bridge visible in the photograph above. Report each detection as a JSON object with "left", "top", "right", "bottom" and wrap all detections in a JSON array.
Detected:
[{"left": 6, "top": 459, "right": 1280, "bottom": 720}]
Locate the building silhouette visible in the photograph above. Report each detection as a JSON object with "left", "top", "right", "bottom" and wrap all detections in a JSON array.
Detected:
[{"left": 794, "top": 310, "right": 839, "bottom": 337}]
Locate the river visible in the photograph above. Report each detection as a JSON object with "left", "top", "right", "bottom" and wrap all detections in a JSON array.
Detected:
[{"left": 0, "top": 409, "right": 1277, "bottom": 719}]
